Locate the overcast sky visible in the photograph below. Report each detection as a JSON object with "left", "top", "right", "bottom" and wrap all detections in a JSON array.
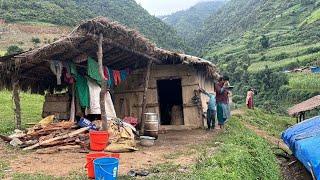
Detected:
[{"left": 135, "top": 0, "right": 214, "bottom": 16}]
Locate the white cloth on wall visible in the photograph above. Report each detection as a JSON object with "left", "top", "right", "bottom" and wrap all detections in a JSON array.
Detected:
[
  {"left": 86, "top": 79, "right": 117, "bottom": 119},
  {"left": 50, "top": 61, "right": 63, "bottom": 85}
]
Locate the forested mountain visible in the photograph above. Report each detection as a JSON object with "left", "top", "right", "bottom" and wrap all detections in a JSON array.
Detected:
[
  {"left": 159, "top": 1, "right": 225, "bottom": 39},
  {"left": 197, "top": 0, "right": 320, "bottom": 51},
  {"left": 196, "top": 0, "right": 320, "bottom": 111},
  {"left": 0, "top": 0, "right": 188, "bottom": 51}
]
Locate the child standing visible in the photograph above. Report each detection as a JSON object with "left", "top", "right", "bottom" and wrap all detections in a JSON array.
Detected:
[{"left": 200, "top": 88, "right": 217, "bottom": 130}]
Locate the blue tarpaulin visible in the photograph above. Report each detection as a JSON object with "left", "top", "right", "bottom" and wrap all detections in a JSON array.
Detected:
[
  {"left": 311, "top": 66, "right": 320, "bottom": 74},
  {"left": 282, "top": 116, "right": 320, "bottom": 179}
]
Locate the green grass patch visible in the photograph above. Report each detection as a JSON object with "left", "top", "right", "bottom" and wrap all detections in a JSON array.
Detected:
[
  {"left": 288, "top": 73, "right": 320, "bottom": 92},
  {"left": 300, "top": 7, "right": 320, "bottom": 26},
  {"left": 238, "top": 109, "right": 296, "bottom": 137},
  {"left": 0, "top": 50, "right": 6, "bottom": 57},
  {"left": 0, "top": 91, "right": 44, "bottom": 134},
  {"left": 12, "top": 170, "right": 87, "bottom": 180},
  {"left": 0, "top": 160, "right": 10, "bottom": 179},
  {"left": 248, "top": 51, "right": 320, "bottom": 72},
  {"left": 148, "top": 117, "right": 282, "bottom": 180}
]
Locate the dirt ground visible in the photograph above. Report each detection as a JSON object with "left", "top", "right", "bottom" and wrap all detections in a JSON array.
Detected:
[{"left": 0, "top": 129, "right": 216, "bottom": 178}]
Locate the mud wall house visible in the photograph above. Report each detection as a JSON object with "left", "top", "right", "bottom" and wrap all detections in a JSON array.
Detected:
[{"left": 0, "top": 17, "right": 219, "bottom": 130}]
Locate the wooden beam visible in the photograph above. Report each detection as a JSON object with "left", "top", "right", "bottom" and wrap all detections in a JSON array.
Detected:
[
  {"left": 97, "top": 33, "right": 108, "bottom": 130},
  {"left": 12, "top": 76, "right": 22, "bottom": 130},
  {"left": 140, "top": 60, "right": 153, "bottom": 134},
  {"left": 105, "top": 54, "right": 131, "bottom": 66}
]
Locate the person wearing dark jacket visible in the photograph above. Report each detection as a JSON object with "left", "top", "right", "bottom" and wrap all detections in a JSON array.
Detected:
[{"left": 215, "top": 76, "right": 231, "bottom": 129}]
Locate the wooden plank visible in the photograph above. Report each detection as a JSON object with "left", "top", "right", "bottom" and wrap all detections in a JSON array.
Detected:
[
  {"left": 23, "top": 127, "right": 89, "bottom": 151},
  {"left": 12, "top": 77, "right": 21, "bottom": 130},
  {"left": 140, "top": 60, "right": 153, "bottom": 133}
]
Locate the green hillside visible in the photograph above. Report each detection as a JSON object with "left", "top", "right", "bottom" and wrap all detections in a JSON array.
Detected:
[
  {"left": 0, "top": 0, "right": 188, "bottom": 51},
  {"left": 188, "top": 0, "right": 320, "bottom": 110},
  {"left": 160, "top": 1, "right": 225, "bottom": 41}
]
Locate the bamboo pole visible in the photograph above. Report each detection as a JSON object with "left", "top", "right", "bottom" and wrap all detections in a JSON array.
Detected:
[
  {"left": 140, "top": 60, "right": 152, "bottom": 134},
  {"left": 97, "top": 33, "right": 108, "bottom": 130},
  {"left": 70, "top": 84, "right": 75, "bottom": 122},
  {"left": 12, "top": 77, "right": 22, "bottom": 130}
]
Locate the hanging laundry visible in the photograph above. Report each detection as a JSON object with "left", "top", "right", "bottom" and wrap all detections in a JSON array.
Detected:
[
  {"left": 70, "top": 62, "right": 78, "bottom": 76},
  {"left": 86, "top": 78, "right": 117, "bottom": 119},
  {"left": 50, "top": 61, "right": 63, "bottom": 85},
  {"left": 120, "top": 69, "right": 128, "bottom": 81},
  {"left": 75, "top": 74, "right": 90, "bottom": 108},
  {"left": 63, "top": 67, "right": 75, "bottom": 84},
  {"left": 108, "top": 68, "right": 114, "bottom": 87},
  {"left": 103, "top": 67, "right": 109, "bottom": 81},
  {"left": 113, "top": 70, "right": 121, "bottom": 86},
  {"left": 87, "top": 57, "right": 102, "bottom": 84}
]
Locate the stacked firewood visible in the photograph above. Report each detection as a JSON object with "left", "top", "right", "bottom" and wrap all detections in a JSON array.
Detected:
[{"left": 0, "top": 121, "right": 90, "bottom": 154}]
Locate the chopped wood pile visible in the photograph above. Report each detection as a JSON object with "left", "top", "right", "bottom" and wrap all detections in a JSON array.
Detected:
[{"left": 0, "top": 121, "right": 90, "bottom": 154}]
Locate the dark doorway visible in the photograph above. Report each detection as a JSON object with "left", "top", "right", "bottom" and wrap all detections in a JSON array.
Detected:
[{"left": 157, "top": 79, "right": 184, "bottom": 125}]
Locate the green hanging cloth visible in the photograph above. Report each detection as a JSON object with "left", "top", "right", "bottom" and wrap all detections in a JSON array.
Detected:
[
  {"left": 87, "top": 57, "right": 102, "bottom": 84},
  {"left": 75, "top": 74, "right": 90, "bottom": 108},
  {"left": 70, "top": 62, "right": 78, "bottom": 76}
]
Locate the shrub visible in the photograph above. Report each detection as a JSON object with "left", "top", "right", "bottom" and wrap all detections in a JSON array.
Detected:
[{"left": 5, "top": 45, "right": 23, "bottom": 55}]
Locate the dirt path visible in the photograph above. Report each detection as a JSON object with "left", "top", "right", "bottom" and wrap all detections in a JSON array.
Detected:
[
  {"left": 0, "top": 129, "right": 216, "bottom": 178},
  {"left": 242, "top": 121, "right": 291, "bottom": 153}
]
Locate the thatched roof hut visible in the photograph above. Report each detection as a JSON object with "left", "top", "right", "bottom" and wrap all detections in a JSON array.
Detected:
[
  {"left": 0, "top": 17, "right": 219, "bottom": 130},
  {"left": 0, "top": 17, "right": 218, "bottom": 94}
]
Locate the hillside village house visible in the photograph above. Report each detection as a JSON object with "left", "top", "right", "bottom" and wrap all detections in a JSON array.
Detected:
[{"left": 0, "top": 17, "right": 219, "bottom": 130}]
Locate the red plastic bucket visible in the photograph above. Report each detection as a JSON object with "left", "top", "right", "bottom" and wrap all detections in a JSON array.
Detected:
[
  {"left": 86, "top": 153, "right": 120, "bottom": 179},
  {"left": 89, "top": 131, "right": 109, "bottom": 151}
]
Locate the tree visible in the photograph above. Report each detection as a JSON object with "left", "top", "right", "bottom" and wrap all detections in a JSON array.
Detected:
[
  {"left": 5, "top": 45, "right": 23, "bottom": 55},
  {"left": 260, "top": 35, "right": 269, "bottom": 49}
]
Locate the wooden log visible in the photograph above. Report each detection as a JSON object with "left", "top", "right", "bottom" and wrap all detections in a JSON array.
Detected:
[
  {"left": 97, "top": 33, "right": 108, "bottom": 131},
  {"left": 12, "top": 77, "right": 22, "bottom": 130},
  {"left": 0, "top": 135, "right": 13, "bottom": 142},
  {"left": 23, "top": 127, "right": 89, "bottom": 151},
  {"left": 140, "top": 60, "right": 153, "bottom": 134}
]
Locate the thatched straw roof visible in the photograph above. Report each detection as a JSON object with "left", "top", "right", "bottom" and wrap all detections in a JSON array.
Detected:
[
  {"left": 288, "top": 95, "right": 320, "bottom": 116},
  {"left": 0, "top": 17, "right": 218, "bottom": 94}
]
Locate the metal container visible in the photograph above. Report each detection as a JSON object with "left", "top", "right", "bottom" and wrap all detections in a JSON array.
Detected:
[
  {"left": 140, "top": 136, "right": 156, "bottom": 147},
  {"left": 144, "top": 113, "right": 159, "bottom": 139}
]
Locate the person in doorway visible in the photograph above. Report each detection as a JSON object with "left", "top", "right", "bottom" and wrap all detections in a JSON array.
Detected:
[
  {"left": 215, "top": 76, "right": 231, "bottom": 129},
  {"left": 246, "top": 88, "right": 254, "bottom": 109},
  {"left": 199, "top": 88, "right": 216, "bottom": 130}
]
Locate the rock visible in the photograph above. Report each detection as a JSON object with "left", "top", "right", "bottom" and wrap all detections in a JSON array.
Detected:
[{"left": 9, "top": 138, "right": 23, "bottom": 147}]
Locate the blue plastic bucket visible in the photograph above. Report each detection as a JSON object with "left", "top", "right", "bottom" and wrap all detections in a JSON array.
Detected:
[{"left": 94, "top": 157, "right": 119, "bottom": 180}]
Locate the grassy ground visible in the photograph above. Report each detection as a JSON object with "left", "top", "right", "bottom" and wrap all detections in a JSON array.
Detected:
[
  {"left": 0, "top": 50, "right": 5, "bottom": 56},
  {"left": 10, "top": 171, "right": 87, "bottom": 180},
  {"left": 0, "top": 91, "right": 44, "bottom": 134},
  {"left": 0, "top": 23, "right": 68, "bottom": 53},
  {"left": 145, "top": 116, "right": 282, "bottom": 180},
  {"left": 248, "top": 51, "right": 320, "bottom": 73},
  {"left": 288, "top": 73, "right": 320, "bottom": 92},
  {"left": 237, "top": 109, "right": 296, "bottom": 137}
]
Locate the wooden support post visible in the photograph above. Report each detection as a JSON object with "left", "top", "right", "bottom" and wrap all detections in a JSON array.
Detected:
[
  {"left": 70, "top": 84, "right": 75, "bottom": 122},
  {"left": 97, "top": 33, "right": 108, "bottom": 130},
  {"left": 12, "top": 77, "right": 22, "bottom": 130},
  {"left": 140, "top": 60, "right": 153, "bottom": 134}
]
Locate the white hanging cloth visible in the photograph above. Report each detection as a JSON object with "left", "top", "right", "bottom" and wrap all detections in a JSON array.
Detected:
[
  {"left": 50, "top": 61, "right": 63, "bottom": 85},
  {"left": 86, "top": 78, "right": 117, "bottom": 119}
]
